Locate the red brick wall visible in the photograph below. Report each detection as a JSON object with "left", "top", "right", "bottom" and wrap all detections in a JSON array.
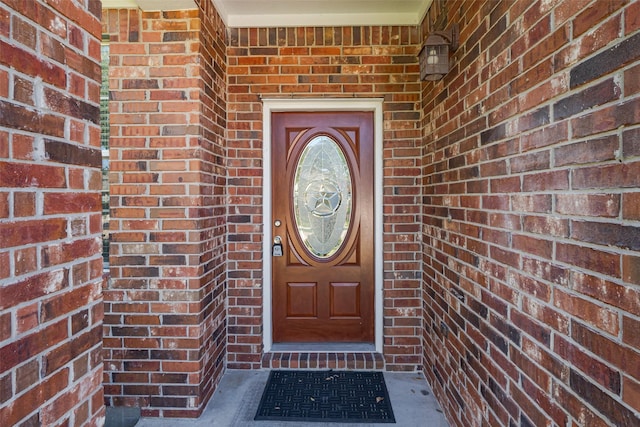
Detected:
[
  {"left": 101, "top": 0, "right": 227, "bottom": 417},
  {"left": 421, "top": 1, "right": 640, "bottom": 426},
  {"left": 226, "top": 26, "right": 424, "bottom": 370},
  {"left": 0, "top": 0, "right": 105, "bottom": 425}
]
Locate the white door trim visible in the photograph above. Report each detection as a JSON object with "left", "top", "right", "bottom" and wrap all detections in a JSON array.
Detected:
[{"left": 262, "top": 98, "right": 384, "bottom": 353}]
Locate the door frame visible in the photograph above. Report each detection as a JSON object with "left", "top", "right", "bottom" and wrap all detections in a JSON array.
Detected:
[{"left": 262, "top": 98, "right": 384, "bottom": 353}]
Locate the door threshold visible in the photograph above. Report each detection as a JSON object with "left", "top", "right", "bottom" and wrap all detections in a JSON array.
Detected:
[
  {"left": 270, "top": 343, "right": 375, "bottom": 352},
  {"left": 263, "top": 346, "right": 384, "bottom": 370}
]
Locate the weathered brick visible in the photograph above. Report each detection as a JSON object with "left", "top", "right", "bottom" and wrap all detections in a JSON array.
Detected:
[
  {"left": 556, "top": 193, "right": 620, "bottom": 217},
  {"left": 572, "top": 162, "right": 640, "bottom": 189},
  {"left": 554, "top": 135, "right": 618, "bottom": 166},
  {"left": 569, "top": 369, "right": 638, "bottom": 426},
  {"left": 570, "top": 32, "right": 640, "bottom": 89},
  {"left": 16, "top": 303, "right": 39, "bottom": 335},
  {"left": 0, "top": 312, "right": 11, "bottom": 342},
  {"left": 1, "top": 0, "right": 104, "bottom": 422},
  {"left": 0, "top": 162, "right": 67, "bottom": 188},
  {"left": 554, "top": 382, "right": 612, "bottom": 427},
  {"left": 0, "top": 368, "right": 69, "bottom": 426},
  {"left": 41, "top": 285, "right": 96, "bottom": 323},
  {"left": 523, "top": 170, "right": 569, "bottom": 192},
  {"left": 0, "top": 218, "right": 67, "bottom": 250},
  {"left": 554, "top": 78, "right": 621, "bottom": 120},
  {"left": 42, "top": 238, "right": 101, "bottom": 267},
  {"left": 622, "top": 316, "right": 640, "bottom": 349},
  {"left": 623, "top": 376, "right": 640, "bottom": 415},
  {"left": 0, "top": 7, "right": 9, "bottom": 38},
  {"left": 556, "top": 242, "right": 620, "bottom": 277},
  {"left": 4, "top": 0, "right": 637, "bottom": 424},
  {"left": 0, "top": 40, "right": 66, "bottom": 88},
  {"left": 0, "top": 318, "right": 68, "bottom": 374},
  {"left": 14, "top": 76, "right": 35, "bottom": 107},
  {"left": 43, "top": 326, "right": 102, "bottom": 377},
  {"left": 44, "top": 192, "right": 101, "bottom": 214},
  {"left": 510, "top": 150, "right": 550, "bottom": 173},
  {"left": 101, "top": 3, "right": 231, "bottom": 417},
  {"left": 622, "top": 128, "right": 640, "bottom": 157},
  {"left": 622, "top": 255, "right": 640, "bottom": 285},
  {"left": 558, "top": 336, "right": 621, "bottom": 395},
  {"left": 422, "top": 8, "right": 640, "bottom": 426},
  {"left": 46, "top": 139, "right": 102, "bottom": 168},
  {"left": 0, "top": 373, "right": 11, "bottom": 405},
  {"left": 571, "top": 220, "right": 640, "bottom": 251},
  {"left": 573, "top": 98, "right": 640, "bottom": 138},
  {"left": 578, "top": 12, "right": 623, "bottom": 61},
  {"left": 520, "top": 376, "right": 567, "bottom": 427},
  {"left": 15, "top": 360, "right": 40, "bottom": 394},
  {"left": 14, "top": 246, "right": 37, "bottom": 275},
  {"left": 573, "top": 0, "right": 626, "bottom": 37},
  {"left": 626, "top": 0, "right": 640, "bottom": 34},
  {"left": 13, "top": 192, "right": 36, "bottom": 217},
  {"left": 570, "top": 271, "right": 640, "bottom": 315},
  {"left": 572, "top": 321, "right": 640, "bottom": 380}
]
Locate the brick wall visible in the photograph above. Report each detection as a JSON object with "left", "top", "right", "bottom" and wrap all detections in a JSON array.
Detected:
[
  {"left": 226, "top": 26, "right": 424, "bottom": 370},
  {"left": 102, "top": 0, "right": 227, "bottom": 417},
  {"left": 0, "top": 0, "right": 105, "bottom": 425},
  {"left": 421, "top": 0, "right": 640, "bottom": 426}
]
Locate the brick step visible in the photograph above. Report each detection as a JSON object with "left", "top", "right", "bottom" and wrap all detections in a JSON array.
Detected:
[{"left": 261, "top": 352, "right": 385, "bottom": 370}]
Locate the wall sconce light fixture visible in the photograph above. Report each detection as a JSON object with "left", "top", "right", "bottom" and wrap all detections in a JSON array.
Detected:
[{"left": 419, "top": 24, "right": 459, "bottom": 81}]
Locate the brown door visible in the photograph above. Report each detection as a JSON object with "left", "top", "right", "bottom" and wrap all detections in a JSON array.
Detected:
[{"left": 271, "top": 111, "right": 374, "bottom": 343}]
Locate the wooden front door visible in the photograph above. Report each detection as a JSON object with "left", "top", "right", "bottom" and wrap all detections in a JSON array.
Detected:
[{"left": 271, "top": 111, "right": 375, "bottom": 343}]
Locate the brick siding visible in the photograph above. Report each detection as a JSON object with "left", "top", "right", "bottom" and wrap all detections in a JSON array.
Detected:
[
  {"left": 101, "top": 0, "right": 227, "bottom": 418},
  {"left": 2, "top": 0, "right": 638, "bottom": 423},
  {"left": 0, "top": 0, "right": 105, "bottom": 425},
  {"left": 421, "top": 1, "right": 640, "bottom": 426},
  {"left": 226, "top": 25, "right": 424, "bottom": 371}
]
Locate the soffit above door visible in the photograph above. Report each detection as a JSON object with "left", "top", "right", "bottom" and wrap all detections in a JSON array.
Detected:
[
  {"left": 102, "top": 0, "right": 198, "bottom": 11},
  {"left": 102, "top": 0, "right": 433, "bottom": 27}
]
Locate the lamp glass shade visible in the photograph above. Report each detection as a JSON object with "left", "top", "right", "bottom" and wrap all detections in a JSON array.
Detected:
[{"left": 419, "top": 34, "right": 451, "bottom": 81}]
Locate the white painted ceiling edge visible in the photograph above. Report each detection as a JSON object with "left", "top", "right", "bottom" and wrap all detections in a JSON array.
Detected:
[
  {"left": 101, "top": 0, "right": 433, "bottom": 28},
  {"left": 102, "top": 0, "right": 197, "bottom": 11}
]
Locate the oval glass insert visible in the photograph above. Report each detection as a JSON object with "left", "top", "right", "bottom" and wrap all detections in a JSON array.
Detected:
[{"left": 293, "top": 135, "right": 352, "bottom": 258}]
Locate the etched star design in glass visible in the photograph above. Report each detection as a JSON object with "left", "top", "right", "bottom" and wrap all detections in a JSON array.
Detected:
[{"left": 307, "top": 183, "right": 341, "bottom": 217}]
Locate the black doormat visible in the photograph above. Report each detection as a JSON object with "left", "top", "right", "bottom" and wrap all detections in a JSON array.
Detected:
[{"left": 254, "top": 370, "right": 395, "bottom": 423}]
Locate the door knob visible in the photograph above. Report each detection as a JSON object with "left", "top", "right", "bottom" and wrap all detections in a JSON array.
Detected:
[
  {"left": 274, "top": 220, "right": 282, "bottom": 227},
  {"left": 272, "top": 235, "right": 283, "bottom": 257}
]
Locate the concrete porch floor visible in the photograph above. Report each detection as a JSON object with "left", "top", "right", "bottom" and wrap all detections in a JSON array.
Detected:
[{"left": 132, "top": 370, "right": 449, "bottom": 427}]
